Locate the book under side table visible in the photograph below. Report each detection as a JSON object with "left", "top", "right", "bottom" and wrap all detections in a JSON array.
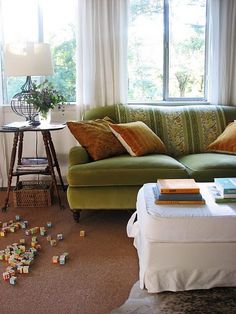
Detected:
[{"left": 0, "top": 123, "right": 66, "bottom": 211}]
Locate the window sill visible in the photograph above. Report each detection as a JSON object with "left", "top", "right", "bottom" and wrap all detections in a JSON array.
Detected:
[
  {"left": 1, "top": 103, "right": 78, "bottom": 125},
  {"left": 1, "top": 102, "right": 78, "bottom": 112},
  {"left": 2, "top": 101, "right": 211, "bottom": 112},
  {"left": 128, "top": 101, "right": 210, "bottom": 106}
]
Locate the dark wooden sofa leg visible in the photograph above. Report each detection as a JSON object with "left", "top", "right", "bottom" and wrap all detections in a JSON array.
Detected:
[{"left": 72, "top": 210, "right": 81, "bottom": 223}]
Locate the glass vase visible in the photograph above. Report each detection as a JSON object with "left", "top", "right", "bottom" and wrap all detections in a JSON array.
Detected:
[{"left": 39, "top": 110, "right": 51, "bottom": 125}]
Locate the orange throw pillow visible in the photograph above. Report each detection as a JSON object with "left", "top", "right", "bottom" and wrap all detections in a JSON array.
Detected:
[
  {"left": 109, "top": 121, "right": 166, "bottom": 156},
  {"left": 207, "top": 122, "right": 236, "bottom": 154},
  {"left": 67, "top": 118, "right": 126, "bottom": 161}
]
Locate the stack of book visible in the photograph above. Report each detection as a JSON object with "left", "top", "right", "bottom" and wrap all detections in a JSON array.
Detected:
[
  {"left": 2, "top": 121, "right": 32, "bottom": 130},
  {"left": 209, "top": 178, "right": 236, "bottom": 203},
  {"left": 16, "top": 158, "right": 49, "bottom": 173},
  {"left": 154, "top": 178, "right": 205, "bottom": 205}
]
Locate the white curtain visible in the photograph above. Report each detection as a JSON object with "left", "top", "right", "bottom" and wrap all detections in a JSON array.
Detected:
[
  {"left": 207, "top": 0, "right": 236, "bottom": 105},
  {"left": 76, "top": 0, "right": 128, "bottom": 118},
  {"left": 0, "top": 3, "right": 8, "bottom": 187}
]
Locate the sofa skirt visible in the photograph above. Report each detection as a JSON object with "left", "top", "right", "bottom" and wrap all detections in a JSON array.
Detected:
[
  {"left": 127, "top": 186, "right": 236, "bottom": 292},
  {"left": 134, "top": 235, "right": 236, "bottom": 293}
]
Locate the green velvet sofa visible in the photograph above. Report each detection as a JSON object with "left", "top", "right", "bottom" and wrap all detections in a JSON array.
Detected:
[{"left": 67, "top": 104, "right": 236, "bottom": 221}]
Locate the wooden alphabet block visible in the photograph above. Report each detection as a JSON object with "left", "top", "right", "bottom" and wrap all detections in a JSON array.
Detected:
[
  {"left": 52, "top": 256, "right": 59, "bottom": 264},
  {"left": 80, "top": 230, "right": 85, "bottom": 237},
  {"left": 9, "top": 276, "right": 17, "bottom": 285},
  {"left": 3, "top": 272, "right": 10, "bottom": 281}
]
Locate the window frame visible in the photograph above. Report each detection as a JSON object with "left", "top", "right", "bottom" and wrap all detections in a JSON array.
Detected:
[
  {"left": 1, "top": 0, "right": 209, "bottom": 106},
  {"left": 129, "top": 0, "right": 209, "bottom": 104},
  {"left": 1, "top": 0, "right": 76, "bottom": 105},
  {"left": 1, "top": 0, "right": 44, "bottom": 104}
]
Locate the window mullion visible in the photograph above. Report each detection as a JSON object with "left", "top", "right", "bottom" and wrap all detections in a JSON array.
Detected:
[
  {"left": 37, "top": 0, "right": 45, "bottom": 84},
  {"left": 204, "top": 0, "right": 209, "bottom": 101},
  {"left": 163, "top": 0, "right": 169, "bottom": 101},
  {"left": 0, "top": 0, "right": 7, "bottom": 103},
  {"left": 38, "top": 0, "right": 44, "bottom": 42}
]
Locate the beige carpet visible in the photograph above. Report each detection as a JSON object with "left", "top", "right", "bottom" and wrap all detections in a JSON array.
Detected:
[
  {"left": 0, "top": 191, "right": 138, "bottom": 314},
  {"left": 111, "top": 281, "right": 236, "bottom": 314}
]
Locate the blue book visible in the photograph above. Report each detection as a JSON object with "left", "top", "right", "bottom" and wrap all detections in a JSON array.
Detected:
[
  {"left": 208, "top": 185, "right": 236, "bottom": 203},
  {"left": 153, "top": 184, "right": 203, "bottom": 201},
  {"left": 214, "top": 178, "right": 236, "bottom": 195}
]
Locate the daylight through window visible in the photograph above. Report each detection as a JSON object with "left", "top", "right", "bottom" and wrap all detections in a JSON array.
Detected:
[
  {"left": 1, "top": 0, "right": 207, "bottom": 105},
  {"left": 1, "top": 0, "right": 76, "bottom": 103},
  {"left": 128, "top": 0, "right": 207, "bottom": 102}
]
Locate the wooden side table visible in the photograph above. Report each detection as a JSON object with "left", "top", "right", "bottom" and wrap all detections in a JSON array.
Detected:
[{"left": 0, "top": 123, "right": 66, "bottom": 211}]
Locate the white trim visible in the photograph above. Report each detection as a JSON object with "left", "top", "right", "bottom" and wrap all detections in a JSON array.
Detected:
[{"left": 128, "top": 101, "right": 210, "bottom": 106}]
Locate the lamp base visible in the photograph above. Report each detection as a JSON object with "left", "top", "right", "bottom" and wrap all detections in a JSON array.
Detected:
[
  {"left": 10, "top": 76, "right": 39, "bottom": 123},
  {"left": 21, "top": 76, "right": 34, "bottom": 92},
  {"left": 27, "top": 113, "right": 40, "bottom": 126},
  {"left": 29, "top": 120, "right": 41, "bottom": 126}
]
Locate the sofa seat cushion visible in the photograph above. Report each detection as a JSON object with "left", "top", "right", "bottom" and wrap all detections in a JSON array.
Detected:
[
  {"left": 178, "top": 153, "right": 236, "bottom": 182},
  {"left": 67, "top": 154, "right": 188, "bottom": 187}
]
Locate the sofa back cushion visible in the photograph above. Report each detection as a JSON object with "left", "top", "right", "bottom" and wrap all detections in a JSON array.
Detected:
[{"left": 115, "top": 104, "right": 227, "bottom": 156}]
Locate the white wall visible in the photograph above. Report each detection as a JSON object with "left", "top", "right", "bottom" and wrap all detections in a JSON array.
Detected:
[{"left": 1, "top": 105, "right": 79, "bottom": 187}]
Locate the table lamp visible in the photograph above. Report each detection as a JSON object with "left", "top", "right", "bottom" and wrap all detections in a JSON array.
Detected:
[{"left": 4, "top": 42, "right": 53, "bottom": 125}]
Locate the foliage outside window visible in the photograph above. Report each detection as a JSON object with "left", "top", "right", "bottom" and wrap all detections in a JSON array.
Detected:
[
  {"left": 128, "top": 0, "right": 207, "bottom": 102},
  {"left": 1, "top": 0, "right": 207, "bottom": 105},
  {"left": 1, "top": 0, "right": 76, "bottom": 104}
]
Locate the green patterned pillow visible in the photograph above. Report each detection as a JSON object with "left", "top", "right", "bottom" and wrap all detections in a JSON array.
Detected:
[{"left": 115, "top": 104, "right": 226, "bottom": 156}]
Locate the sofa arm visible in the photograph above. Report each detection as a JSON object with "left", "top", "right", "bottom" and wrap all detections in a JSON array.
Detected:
[{"left": 69, "top": 146, "right": 91, "bottom": 166}]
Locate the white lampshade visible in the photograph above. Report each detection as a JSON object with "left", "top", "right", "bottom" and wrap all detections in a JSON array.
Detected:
[{"left": 4, "top": 42, "right": 53, "bottom": 76}]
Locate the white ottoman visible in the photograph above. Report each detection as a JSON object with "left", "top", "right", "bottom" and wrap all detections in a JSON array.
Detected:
[{"left": 127, "top": 183, "right": 236, "bottom": 293}]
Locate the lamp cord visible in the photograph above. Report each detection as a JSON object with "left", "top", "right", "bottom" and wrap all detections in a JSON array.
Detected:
[
  {"left": 35, "top": 132, "right": 40, "bottom": 182},
  {"left": 35, "top": 132, "right": 38, "bottom": 161}
]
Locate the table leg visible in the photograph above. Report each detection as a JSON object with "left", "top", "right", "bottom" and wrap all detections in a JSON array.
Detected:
[
  {"left": 1, "top": 132, "right": 19, "bottom": 212},
  {"left": 16, "top": 132, "right": 24, "bottom": 185},
  {"left": 17, "top": 132, "right": 24, "bottom": 164},
  {"left": 47, "top": 131, "right": 66, "bottom": 191},
  {"left": 41, "top": 131, "right": 64, "bottom": 209}
]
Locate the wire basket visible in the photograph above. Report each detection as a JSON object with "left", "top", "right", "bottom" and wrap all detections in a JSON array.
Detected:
[{"left": 13, "top": 180, "right": 53, "bottom": 207}]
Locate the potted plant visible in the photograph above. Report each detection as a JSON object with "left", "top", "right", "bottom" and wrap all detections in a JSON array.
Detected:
[{"left": 25, "top": 80, "right": 66, "bottom": 123}]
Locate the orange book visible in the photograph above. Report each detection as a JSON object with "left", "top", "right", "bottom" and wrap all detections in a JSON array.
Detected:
[
  {"left": 157, "top": 179, "right": 200, "bottom": 194},
  {"left": 155, "top": 199, "right": 205, "bottom": 205}
]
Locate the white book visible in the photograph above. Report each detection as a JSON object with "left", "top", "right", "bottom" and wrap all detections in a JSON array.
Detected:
[{"left": 3, "top": 121, "right": 31, "bottom": 130}]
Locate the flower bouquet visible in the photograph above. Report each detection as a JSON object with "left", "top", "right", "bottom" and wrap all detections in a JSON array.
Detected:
[{"left": 25, "top": 80, "right": 65, "bottom": 121}]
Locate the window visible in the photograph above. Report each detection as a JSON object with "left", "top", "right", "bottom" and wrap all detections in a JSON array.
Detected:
[
  {"left": 128, "top": 0, "right": 207, "bottom": 102},
  {"left": 1, "top": 0, "right": 76, "bottom": 103},
  {"left": 41, "top": 0, "right": 76, "bottom": 103},
  {"left": 1, "top": 0, "right": 207, "bottom": 105}
]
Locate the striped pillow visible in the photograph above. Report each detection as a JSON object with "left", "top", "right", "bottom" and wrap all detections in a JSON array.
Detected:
[{"left": 109, "top": 121, "right": 166, "bottom": 157}]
